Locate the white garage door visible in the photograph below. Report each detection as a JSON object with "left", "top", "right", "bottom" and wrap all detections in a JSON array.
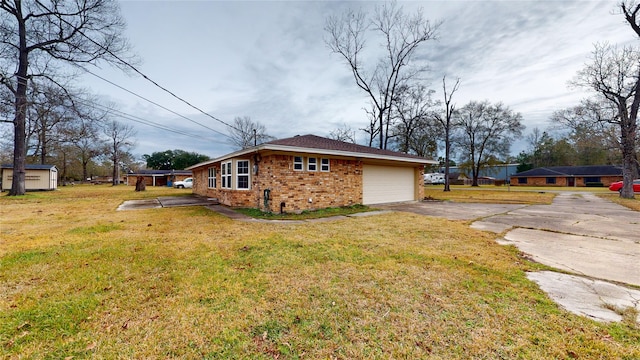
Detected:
[{"left": 362, "top": 165, "right": 415, "bottom": 204}]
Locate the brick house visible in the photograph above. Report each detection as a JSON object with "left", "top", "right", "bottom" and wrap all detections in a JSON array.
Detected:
[
  {"left": 187, "top": 135, "right": 436, "bottom": 213},
  {"left": 510, "top": 165, "right": 623, "bottom": 187}
]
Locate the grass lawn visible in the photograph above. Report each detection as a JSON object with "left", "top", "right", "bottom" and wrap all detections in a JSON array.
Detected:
[
  {"left": 235, "top": 204, "right": 374, "bottom": 220},
  {"left": 1, "top": 185, "right": 639, "bottom": 358},
  {"left": 424, "top": 186, "right": 556, "bottom": 204}
]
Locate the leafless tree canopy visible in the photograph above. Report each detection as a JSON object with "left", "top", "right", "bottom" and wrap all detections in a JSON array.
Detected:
[
  {"left": 454, "top": 101, "right": 524, "bottom": 186},
  {"left": 228, "top": 116, "right": 275, "bottom": 150},
  {"left": 328, "top": 123, "right": 357, "bottom": 144},
  {"left": 569, "top": 1, "right": 640, "bottom": 198},
  {"left": 391, "top": 84, "right": 438, "bottom": 157},
  {"left": 1, "top": 0, "right": 133, "bottom": 195},
  {"left": 432, "top": 75, "right": 460, "bottom": 191},
  {"left": 325, "top": 2, "right": 440, "bottom": 149},
  {"left": 103, "top": 120, "right": 136, "bottom": 186}
]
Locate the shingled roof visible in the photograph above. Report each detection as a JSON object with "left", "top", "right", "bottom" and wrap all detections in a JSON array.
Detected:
[
  {"left": 187, "top": 134, "right": 436, "bottom": 170},
  {"left": 264, "top": 134, "right": 429, "bottom": 161},
  {"left": 127, "top": 169, "right": 192, "bottom": 175},
  {"left": 1, "top": 164, "right": 56, "bottom": 170},
  {"left": 512, "top": 165, "right": 623, "bottom": 177}
]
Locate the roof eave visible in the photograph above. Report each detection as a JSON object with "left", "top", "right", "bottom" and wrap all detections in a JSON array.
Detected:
[{"left": 186, "top": 144, "right": 435, "bottom": 169}]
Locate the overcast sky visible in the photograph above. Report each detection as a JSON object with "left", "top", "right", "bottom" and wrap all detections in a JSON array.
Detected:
[{"left": 79, "top": 0, "right": 636, "bottom": 159}]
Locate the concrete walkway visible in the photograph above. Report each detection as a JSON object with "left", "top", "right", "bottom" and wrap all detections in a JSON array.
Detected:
[{"left": 383, "top": 193, "right": 640, "bottom": 324}]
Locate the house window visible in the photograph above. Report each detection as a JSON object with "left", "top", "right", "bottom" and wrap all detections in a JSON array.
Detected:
[
  {"left": 308, "top": 157, "right": 317, "bottom": 171},
  {"left": 294, "top": 156, "right": 303, "bottom": 171},
  {"left": 208, "top": 167, "right": 216, "bottom": 188},
  {"left": 546, "top": 177, "right": 556, "bottom": 185},
  {"left": 237, "top": 160, "right": 250, "bottom": 190},
  {"left": 518, "top": 177, "right": 527, "bottom": 184},
  {"left": 585, "top": 177, "right": 601, "bottom": 183},
  {"left": 321, "top": 158, "right": 330, "bottom": 172},
  {"left": 222, "top": 162, "right": 232, "bottom": 189}
]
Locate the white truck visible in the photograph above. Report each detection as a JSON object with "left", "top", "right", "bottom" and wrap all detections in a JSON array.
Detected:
[
  {"left": 423, "top": 173, "right": 445, "bottom": 185},
  {"left": 173, "top": 177, "right": 193, "bottom": 189}
]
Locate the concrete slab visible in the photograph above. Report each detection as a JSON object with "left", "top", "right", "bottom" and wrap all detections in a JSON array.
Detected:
[
  {"left": 501, "top": 228, "right": 640, "bottom": 286},
  {"left": 388, "top": 191, "right": 640, "bottom": 323},
  {"left": 117, "top": 195, "right": 219, "bottom": 211},
  {"left": 157, "top": 195, "right": 219, "bottom": 207},
  {"left": 527, "top": 271, "right": 640, "bottom": 324},
  {"left": 116, "top": 199, "right": 160, "bottom": 211},
  {"left": 487, "top": 192, "right": 638, "bottom": 243},
  {"left": 469, "top": 221, "right": 513, "bottom": 233},
  {"left": 379, "top": 201, "right": 526, "bottom": 220}
]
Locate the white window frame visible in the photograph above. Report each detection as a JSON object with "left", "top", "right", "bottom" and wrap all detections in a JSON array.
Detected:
[
  {"left": 293, "top": 156, "right": 303, "bottom": 171},
  {"left": 320, "top": 158, "right": 330, "bottom": 172},
  {"left": 307, "top": 157, "right": 317, "bottom": 172},
  {"left": 208, "top": 167, "right": 216, "bottom": 188},
  {"left": 222, "top": 161, "right": 232, "bottom": 189},
  {"left": 236, "top": 160, "right": 250, "bottom": 190}
]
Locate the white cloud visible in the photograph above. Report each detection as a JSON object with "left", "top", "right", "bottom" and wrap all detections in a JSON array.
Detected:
[{"left": 74, "top": 0, "right": 636, "bottom": 158}]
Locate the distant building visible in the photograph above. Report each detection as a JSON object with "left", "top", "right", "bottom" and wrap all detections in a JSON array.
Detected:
[
  {"left": 442, "top": 164, "right": 520, "bottom": 181},
  {"left": 125, "top": 169, "right": 192, "bottom": 187},
  {"left": 510, "top": 165, "right": 622, "bottom": 187},
  {"left": 1, "top": 164, "right": 58, "bottom": 191}
]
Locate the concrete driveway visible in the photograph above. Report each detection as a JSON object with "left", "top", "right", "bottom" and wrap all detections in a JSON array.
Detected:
[{"left": 380, "top": 193, "right": 640, "bottom": 323}]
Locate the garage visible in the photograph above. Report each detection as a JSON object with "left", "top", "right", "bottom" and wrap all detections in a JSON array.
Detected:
[{"left": 362, "top": 164, "right": 416, "bottom": 204}]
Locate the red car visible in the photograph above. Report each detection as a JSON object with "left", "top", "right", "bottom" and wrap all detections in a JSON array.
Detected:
[{"left": 608, "top": 179, "right": 640, "bottom": 193}]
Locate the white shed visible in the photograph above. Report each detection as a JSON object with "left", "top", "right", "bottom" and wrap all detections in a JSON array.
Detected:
[{"left": 1, "top": 164, "right": 58, "bottom": 191}]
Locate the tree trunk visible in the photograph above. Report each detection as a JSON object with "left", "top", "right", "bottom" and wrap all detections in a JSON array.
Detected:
[
  {"left": 112, "top": 153, "right": 118, "bottom": 186},
  {"left": 620, "top": 104, "right": 637, "bottom": 199},
  {"left": 135, "top": 176, "right": 146, "bottom": 192},
  {"left": 444, "top": 127, "right": 451, "bottom": 192},
  {"left": 9, "top": 5, "right": 28, "bottom": 196}
]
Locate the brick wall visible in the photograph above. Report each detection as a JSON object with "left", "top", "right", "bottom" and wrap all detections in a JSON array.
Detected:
[
  {"left": 256, "top": 155, "right": 363, "bottom": 213},
  {"left": 192, "top": 153, "right": 423, "bottom": 213},
  {"left": 510, "top": 175, "right": 623, "bottom": 187},
  {"left": 191, "top": 155, "right": 364, "bottom": 212}
]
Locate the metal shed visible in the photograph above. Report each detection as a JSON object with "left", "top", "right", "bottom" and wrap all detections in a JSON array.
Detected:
[{"left": 1, "top": 164, "right": 58, "bottom": 191}]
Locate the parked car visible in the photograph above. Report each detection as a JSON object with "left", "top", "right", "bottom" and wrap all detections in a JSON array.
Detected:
[
  {"left": 608, "top": 179, "right": 640, "bottom": 193},
  {"left": 173, "top": 177, "right": 193, "bottom": 189}
]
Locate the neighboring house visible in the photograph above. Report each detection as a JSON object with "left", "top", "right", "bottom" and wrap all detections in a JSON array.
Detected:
[
  {"left": 1, "top": 164, "right": 58, "bottom": 191},
  {"left": 444, "top": 164, "right": 520, "bottom": 181},
  {"left": 510, "top": 165, "right": 623, "bottom": 187},
  {"left": 125, "top": 169, "right": 192, "bottom": 187},
  {"left": 187, "top": 134, "right": 436, "bottom": 213}
]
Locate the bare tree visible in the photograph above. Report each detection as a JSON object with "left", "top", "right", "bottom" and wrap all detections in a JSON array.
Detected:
[
  {"left": 325, "top": 2, "right": 440, "bottom": 149},
  {"left": 103, "top": 120, "right": 135, "bottom": 186},
  {"left": 573, "top": 42, "right": 639, "bottom": 198},
  {"left": 228, "top": 116, "right": 275, "bottom": 150},
  {"left": 551, "top": 99, "right": 622, "bottom": 166},
  {"left": 329, "top": 123, "right": 357, "bottom": 143},
  {"left": 454, "top": 101, "right": 525, "bottom": 186},
  {"left": 391, "top": 83, "right": 437, "bottom": 155},
  {"left": 432, "top": 76, "right": 460, "bottom": 191},
  {"left": 0, "top": 0, "right": 132, "bottom": 195},
  {"left": 24, "top": 81, "right": 76, "bottom": 164},
  {"left": 572, "top": 2, "right": 639, "bottom": 199}
]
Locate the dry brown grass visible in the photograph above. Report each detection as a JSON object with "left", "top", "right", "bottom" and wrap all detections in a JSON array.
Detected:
[
  {"left": 424, "top": 187, "right": 555, "bottom": 204},
  {"left": 1, "top": 185, "right": 639, "bottom": 358},
  {"left": 598, "top": 193, "right": 640, "bottom": 211}
]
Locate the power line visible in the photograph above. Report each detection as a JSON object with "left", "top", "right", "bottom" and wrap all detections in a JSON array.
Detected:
[
  {"left": 81, "top": 67, "right": 233, "bottom": 140},
  {"left": 75, "top": 97, "right": 226, "bottom": 144},
  {"left": 36, "top": 0, "right": 241, "bottom": 133}
]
